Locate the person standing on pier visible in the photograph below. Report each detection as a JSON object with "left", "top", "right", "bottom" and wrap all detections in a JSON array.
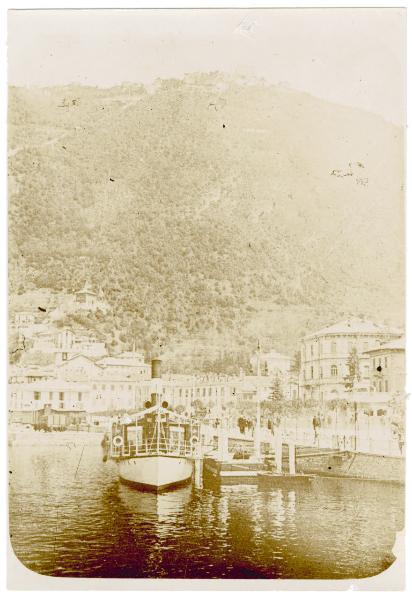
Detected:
[{"left": 312, "top": 414, "right": 321, "bottom": 446}]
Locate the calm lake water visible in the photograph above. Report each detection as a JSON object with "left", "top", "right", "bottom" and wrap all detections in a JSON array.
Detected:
[{"left": 9, "top": 435, "right": 404, "bottom": 579}]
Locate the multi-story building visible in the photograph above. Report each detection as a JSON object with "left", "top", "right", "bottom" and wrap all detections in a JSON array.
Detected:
[
  {"left": 9, "top": 365, "right": 55, "bottom": 384},
  {"left": 300, "top": 317, "right": 402, "bottom": 402},
  {"left": 56, "top": 351, "right": 150, "bottom": 412},
  {"left": 9, "top": 379, "right": 88, "bottom": 420},
  {"left": 56, "top": 326, "right": 107, "bottom": 360},
  {"left": 56, "top": 354, "right": 103, "bottom": 381},
  {"left": 364, "top": 336, "right": 405, "bottom": 395},
  {"left": 30, "top": 326, "right": 107, "bottom": 362},
  {"left": 96, "top": 351, "right": 148, "bottom": 376},
  {"left": 161, "top": 373, "right": 235, "bottom": 414}
]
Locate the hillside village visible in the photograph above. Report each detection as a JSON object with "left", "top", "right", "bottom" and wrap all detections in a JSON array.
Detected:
[
  {"left": 8, "top": 78, "right": 404, "bottom": 363},
  {"left": 9, "top": 280, "right": 405, "bottom": 456},
  {"left": 8, "top": 76, "right": 405, "bottom": 456}
]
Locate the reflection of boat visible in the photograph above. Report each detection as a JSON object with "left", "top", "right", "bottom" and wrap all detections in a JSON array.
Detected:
[
  {"left": 118, "top": 479, "right": 192, "bottom": 520},
  {"left": 105, "top": 359, "right": 200, "bottom": 492}
]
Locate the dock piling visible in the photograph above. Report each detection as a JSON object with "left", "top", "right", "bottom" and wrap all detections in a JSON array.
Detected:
[
  {"left": 288, "top": 442, "right": 296, "bottom": 475},
  {"left": 275, "top": 435, "right": 283, "bottom": 474}
]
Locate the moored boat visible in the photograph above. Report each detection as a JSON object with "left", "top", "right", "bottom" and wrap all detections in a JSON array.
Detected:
[{"left": 104, "top": 359, "right": 200, "bottom": 491}]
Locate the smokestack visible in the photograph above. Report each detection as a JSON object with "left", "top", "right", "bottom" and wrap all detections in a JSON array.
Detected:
[
  {"left": 150, "top": 358, "right": 162, "bottom": 406},
  {"left": 151, "top": 358, "right": 162, "bottom": 380}
]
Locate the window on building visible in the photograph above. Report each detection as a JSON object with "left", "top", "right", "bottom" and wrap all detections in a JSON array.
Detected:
[
  {"left": 209, "top": 388, "right": 212, "bottom": 396},
  {"left": 320, "top": 367, "right": 323, "bottom": 379},
  {"left": 377, "top": 409, "right": 387, "bottom": 417},
  {"left": 49, "top": 391, "right": 53, "bottom": 401},
  {"left": 311, "top": 366, "right": 314, "bottom": 379},
  {"left": 384, "top": 357, "right": 388, "bottom": 369},
  {"left": 128, "top": 385, "right": 132, "bottom": 391},
  {"left": 110, "top": 385, "right": 115, "bottom": 391},
  {"left": 62, "top": 352, "right": 68, "bottom": 361},
  {"left": 34, "top": 391, "right": 40, "bottom": 401},
  {"left": 331, "top": 365, "right": 338, "bottom": 377},
  {"left": 363, "top": 341, "right": 369, "bottom": 351},
  {"left": 373, "top": 358, "right": 376, "bottom": 370},
  {"left": 311, "top": 345, "right": 314, "bottom": 357},
  {"left": 59, "top": 392, "right": 64, "bottom": 401},
  {"left": 384, "top": 380, "right": 389, "bottom": 392},
  {"left": 102, "top": 384, "right": 106, "bottom": 390},
  {"left": 378, "top": 380, "right": 382, "bottom": 392},
  {"left": 78, "top": 392, "right": 82, "bottom": 402},
  {"left": 331, "top": 341, "right": 337, "bottom": 354}
]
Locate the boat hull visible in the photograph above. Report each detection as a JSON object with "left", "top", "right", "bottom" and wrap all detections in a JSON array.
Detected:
[
  {"left": 118, "top": 455, "right": 193, "bottom": 491},
  {"left": 294, "top": 449, "right": 405, "bottom": 484}
]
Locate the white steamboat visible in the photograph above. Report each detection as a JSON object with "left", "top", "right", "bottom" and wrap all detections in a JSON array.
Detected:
[{"left": 105, "top": 359, "right": 200, "bottom": 491}]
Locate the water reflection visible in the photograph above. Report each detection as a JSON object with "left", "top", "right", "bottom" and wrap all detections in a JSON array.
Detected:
[{"left": 9, "top": 441, "right": 404, "bottom": 579}]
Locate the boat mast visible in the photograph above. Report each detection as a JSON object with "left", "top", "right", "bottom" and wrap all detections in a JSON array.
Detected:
[{"left": 151, "top": 358, "right": 162, "bottom": 453}]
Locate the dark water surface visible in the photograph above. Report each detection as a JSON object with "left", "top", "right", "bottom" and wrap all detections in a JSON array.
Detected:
[{"left": 9, "top": 438, "right": 404, "bottom": 579}]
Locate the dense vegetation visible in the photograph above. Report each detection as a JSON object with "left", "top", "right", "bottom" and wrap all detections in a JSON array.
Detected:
[{"left": 8, "top": 74, "right": 404, "bottom": 370}]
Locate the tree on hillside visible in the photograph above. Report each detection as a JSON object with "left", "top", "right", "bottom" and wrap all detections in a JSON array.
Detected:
[{"left": 343, "top": 347, "right": 361, "bottom": 391}]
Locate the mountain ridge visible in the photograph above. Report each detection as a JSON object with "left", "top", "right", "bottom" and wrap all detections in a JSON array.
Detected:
[{"left": 8, "top": 73, "right": 404, "bottom": 367}]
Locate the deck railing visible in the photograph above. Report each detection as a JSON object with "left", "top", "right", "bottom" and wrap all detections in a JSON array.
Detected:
[{"left": 110, "top": 439, "right": 196, "bottom": 459}]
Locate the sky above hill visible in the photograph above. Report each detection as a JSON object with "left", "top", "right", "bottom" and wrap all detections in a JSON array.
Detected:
[{"left": 8, "top": 7, "right": 405, "bottom": 125}]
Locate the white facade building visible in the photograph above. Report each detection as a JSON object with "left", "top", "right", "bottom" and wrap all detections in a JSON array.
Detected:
[{"left": 299, "top": 317, "right": 403, "bottom": 403}]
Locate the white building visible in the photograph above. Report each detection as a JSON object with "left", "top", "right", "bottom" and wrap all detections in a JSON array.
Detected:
[
  {"left": 74, "top": 282, "right": 109, "bottom": 312},
  {"left": 56, "top": 354, "right": 103, "bottom": 381},
  {"left": 250, "top": 349, "right": 291, "bottom": 377},
  {"left": 55, "top": 327, "right": 107, "bottom": 360},
  {"left": 96, "top": 351, "right": 148, "bottom": 376},
  {"left": 9, "top": 379, "right": 89, "bottom": 413},
  {"left": 300, "top": 317, "right": 403, "bottom": 403}
]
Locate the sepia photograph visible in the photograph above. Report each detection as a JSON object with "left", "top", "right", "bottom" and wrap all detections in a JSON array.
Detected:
[{"left": 6, "top": 5, "right": 406, "bottom": 589}]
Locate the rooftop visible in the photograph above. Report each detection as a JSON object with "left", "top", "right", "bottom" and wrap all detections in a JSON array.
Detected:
[
  {"left": 305, "top": 318, "right": 403, "bottom": 339},
  {"left": 97, "top": 355, "right": 147, "bottom": 368},
  {"left": 363, "top": 336, "right": 405, "bottom": 354},
  {"left": 25, "top": 380, "right": 90, "bottom": 391},
  {"left": 253, "top": 350, "right": 291, "bottom": 361},
  {"left": 58, "top": 353, "right": 103, "bottom": 366},
  {"left": 76, "top": 281, "right": 97, "bottom": 296}
]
